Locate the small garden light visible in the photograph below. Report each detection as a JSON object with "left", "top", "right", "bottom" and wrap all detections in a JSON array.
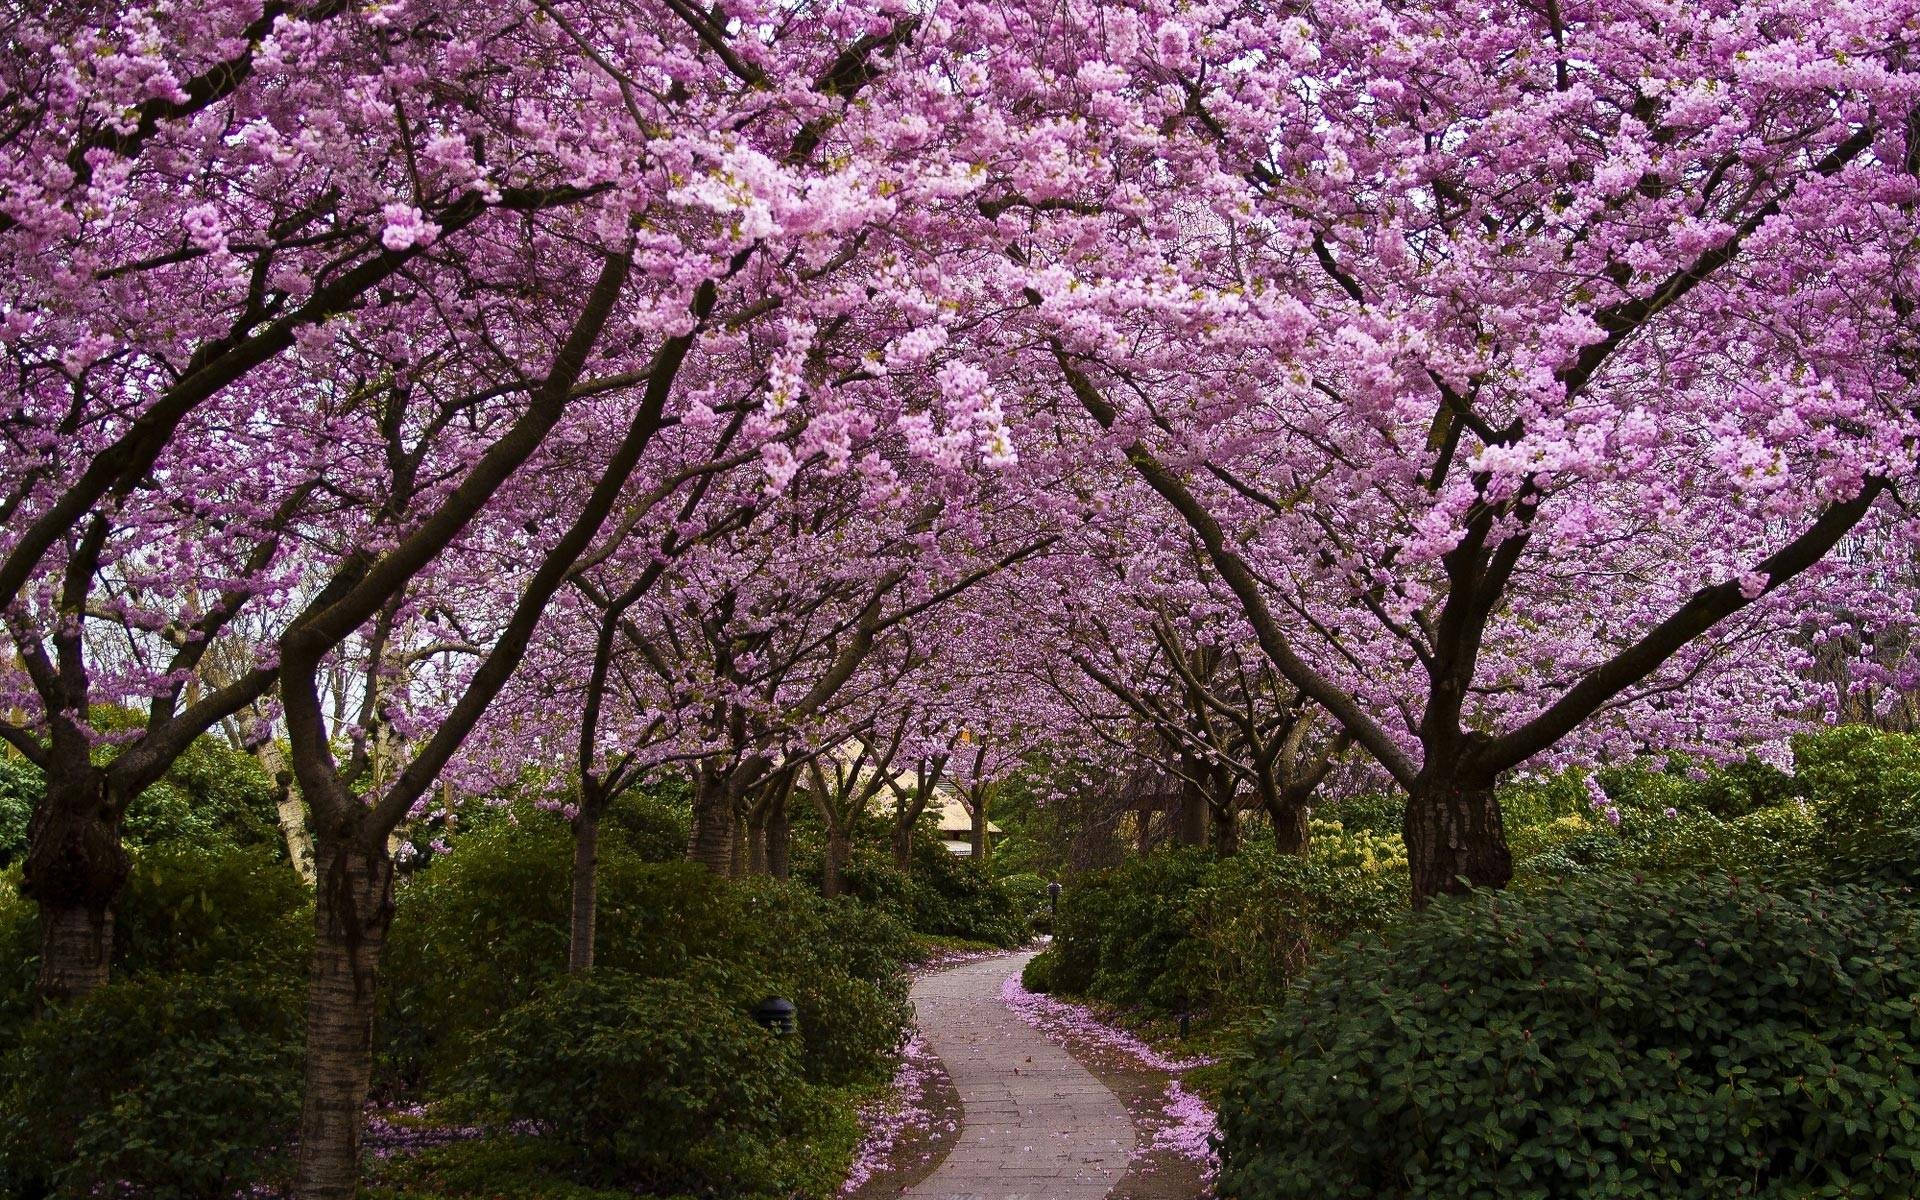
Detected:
[
  {"left": 1047, "top": 881, "right": 1061, "bottom": 913},
  {"left": 752, "top": 996, "right": 797, "bottom": 1036}
]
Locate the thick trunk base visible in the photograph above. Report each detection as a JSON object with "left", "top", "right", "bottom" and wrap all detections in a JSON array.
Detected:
[
  {"left": 36, "top": 903, "right": 113, "bottom": 1002},
  {"left": 1211, "top": 804, "right": 1239, "bottom": 856},
  {"left": 1269, "top": 798, "right": 1311, "bottom": 857},
  {"left": 688, "top": 778, "right": 735, "bottom": 876},
  {"left": 822, "top": 830, "right": 851, "bottom": 898},
  {"left": 295, "top": 846, "right": 395, "bottom": 1200},
  {"left": 23, "top": 776, "right": 128, "bottom": 1004},
  {"left": 1405, "top": 777, "right": 1512, "bottom": 905},
  {"left": 1174, "top": 778, "right": 1209, "bottom": 847}
]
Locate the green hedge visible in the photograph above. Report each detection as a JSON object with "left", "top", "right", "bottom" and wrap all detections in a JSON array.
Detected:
[
  {"left": 1044, "top": 835, "right": 1405, "bottom": 1015},
  {"left": 0, "top": 965, "right": 303, "bottom": 1199},
  {"left": 1218, "top": 873, "right": 1920, "bottom": 1199},
  {"left": 1510, "top": 728, "right": 1920, "bottom": 890},
  {"left": 0, "top": 843, "right": 309, "bottom": 1047},
  {"left": 0, "top": 726, "right": 283, "bottom": 869},
  {"left": 381, "top": 808, "right": 911, "bottom": 1092},
  {"left": 465, "top": 967, "right": 850, "bottom": 1197}
]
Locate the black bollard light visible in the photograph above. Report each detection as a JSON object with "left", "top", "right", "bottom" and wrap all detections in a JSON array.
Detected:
[
  {"left": 752, "top": 995, "right": 797, "bottom": 1036},
  {"left": 1047, "top": 880, "right": 1061, "bottom": 913},
  {"left": 1179, "top": 1010, "right": 1191, "bottom": 1040}
]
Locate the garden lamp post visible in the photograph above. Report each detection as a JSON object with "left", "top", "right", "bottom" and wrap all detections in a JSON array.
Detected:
[
  {"left": 1048, "top": 881, "right": 1061, "bottom": 914},
  {"left": 752, "top": 996, "right": 797, "bottom": 1036}
]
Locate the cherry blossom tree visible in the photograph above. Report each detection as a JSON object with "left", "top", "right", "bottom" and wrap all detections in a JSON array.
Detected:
[{"left": 892, "top": 0, "right": 1920, "bottom": 902}]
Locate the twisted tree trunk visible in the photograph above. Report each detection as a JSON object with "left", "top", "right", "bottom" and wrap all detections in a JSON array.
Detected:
[
  {"left": 1269, "top": 793, "right": 1310, "bottom": 856},
  {"left": 745, "top": 804, "right": 769, "bottom": 875},
  {"left": 1405, "top": 764, "right": 1511, "bottom": 904},
  {"left": 1174, "top": 767, "right": 1209, "bottom": 847},
  {"left": 23, "top": 769, "right": 127, "bottom": 1003}
]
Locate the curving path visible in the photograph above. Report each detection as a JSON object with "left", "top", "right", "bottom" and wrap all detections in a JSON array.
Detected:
[{"left": 904, "top": 950, "right": 1135, "bottom": 1200}]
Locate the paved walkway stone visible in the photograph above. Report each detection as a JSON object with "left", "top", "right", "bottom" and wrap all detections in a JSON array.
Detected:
[{"left": 904, "top": 950, "right": 1134, "bottom": 1200}]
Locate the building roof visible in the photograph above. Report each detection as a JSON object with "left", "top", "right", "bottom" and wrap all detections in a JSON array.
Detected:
[{"left": 866, "top": 787, "right": 1002, "bottom": 836}]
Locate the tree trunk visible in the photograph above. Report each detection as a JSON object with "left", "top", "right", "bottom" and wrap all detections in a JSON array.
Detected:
[
  {"left": 1174, "top": 773, "right": 1209, "bottom": 847},
  {"left": 687, "top": 772, "right": 735, "bottom": 875},
  {"left": 253, "top": 741, "right": 316, "bottom": 884},
  {"left": 729, "top": 803, "right": 746, "bottom": 878},
  {"left": 822, "top": 826, "right": 851, "bottom": 898},
  {"left": 295, "top": 842, "right": 396, "bottom": 1200},
  {"left": 891, "top": 817, "right": 914, "bottom": 871},
  {"left": 1404, "top": 769, "right": 1512, "bottom": 905},
  {"left": 766, "top": 792, "right": 790, "bottom": 880},
  {"left": 1269, "top": 794, "right": 1311, "bottom": 857},
  {"left": 22, "top": 771, "right": 128, "bottom": 1003},
  {"left": 1210, "top": 800, "right": 1239, "bottom": 856},
  {"left": 568, "top": 808, "right": 600, "bottom": 974},
  {"left": 970, "top": 793, "right": 989, "bottom": 864},
  {"left": 37, "top": 902, "right": 114, "bottom": 1001},
  {"left": 1136, "top": 804, "right": 1153, "bottom": 854},
  {"left": 745, "top": 804, "right": 768, "bottom": 875}
]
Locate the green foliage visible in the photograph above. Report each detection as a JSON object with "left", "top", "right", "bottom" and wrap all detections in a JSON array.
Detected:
[
  {"left": 0, "top": 758, "right": 37, "bottom": 869},
  {"left": 0, "top": 966, "right": 303, "bottom": 1200},
  {"left": 365, "top": 1132, "right": 701, "bottom": 1200},
  {"left": 1050, "top": 833, "right": 1404, "bottom": 1015},
  {"left": 114, "top": 841, "right": 311, "bottom": 977},
  {"left": 1318, "top": 791, "right": 1404, "bottom": 838},
  {"left": 1508, "top": 728, "right": 1920, "bottom": 890},
  {"left": 123, "top": 732, "right": 282, "bottom": 850},
  {"left": 602, "top": 778, "right": 695, "bottom": 863},
  {"left": 839, "top": 841, "right": 1029, "bottom": 947},
  {"left": 382, "top": 808, "right": 910, "bottom": 1092},
  {"left": 464, "top": 969, "right": 852, "bottom": 1198},
  {"left": 902, "top": 840, "right": 1027, "bottom": 947},
  {"left": 0, "top": 729, "right": 281, "bottom": 869},
  {"left": 1799, "top": 726, "right": 1920, "bottom": 887},
  {"left": 1049, "top": 847, "right": 1217, "bottom": 1010},
  {"left": 0, "top": 869, "right": 36, "bottom": 1043},
  {"left": 1020, "top": 946, "right": 1057, "bottom": 993},
  {"left": 1218, "top": 873, "right": 1920, "bottom": 1200},
  {"left": 0, "top": 843, "right": 308, "bottom": 1050}
]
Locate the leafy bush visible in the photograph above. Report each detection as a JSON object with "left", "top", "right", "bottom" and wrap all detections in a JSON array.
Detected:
[
  {"left": 601, "top": 778, "right": 695, "bottom": 863},
  {"left": 0, "top": 843, "right": 308, "bottom": 1048},
  {"left": 838, "top": 841, "right": 1028, "bottom": 947},
  {"left": 0, "top": 730, "right": 281, "bottom": 869},
  {"left": 1218, "top": 873, "right": 1920, "bottom": 1200},
  {"left": 382, "top": 810, "right": 910, "bottom": 1091},
  {"left": 465, "top": 968, "right": 850, "bottom": 1197},
  {"left": 0, "top": 758, "right": 36, "bottom": 869},
  {"left": 0, "top": 869, "right": 36, "bottom": 1043},
  {"left": 1049, "top": 848, "right": 1217, "bottom": 1010},
  {"left": 1050, "top": 836, "right": 1403, "bottom": 1015},
  {"left": 114, "top": 841, "right": 311, "bottom": 977},
  {"left": 1508, "top": 729, "right": 1920, "bottom": 889},
  {"left": 1021, "top": 946, "right": 1057, "bottom": 993},
  {"left": 1319, "top": 791, "right": 1404, "bottom": 838},
  {"left": 365, "top": 1132, "right": 696, "bottom": 1200},
  {"left": 903, "top": 841, "right": 1027, "bottom": 947},
  {"left": 1799, "top": 726, "right": 1920, "bottom": 887},
  {"left": 0, "top": 966, "right": 303, "bottom": 1200}
]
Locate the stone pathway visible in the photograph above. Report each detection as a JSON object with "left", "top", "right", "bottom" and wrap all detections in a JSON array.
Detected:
[{"left": 903, "top": 949, "right": 1135, "bottom": 1200}]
